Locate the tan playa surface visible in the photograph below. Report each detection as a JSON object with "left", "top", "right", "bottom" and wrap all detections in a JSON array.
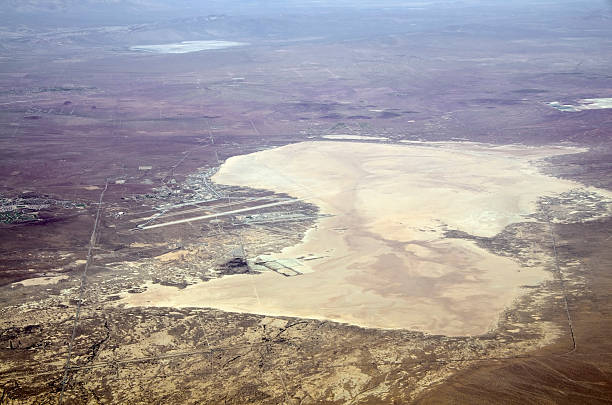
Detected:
[{"left": 123, "top": 141, "right": 589, "bottom": 336}]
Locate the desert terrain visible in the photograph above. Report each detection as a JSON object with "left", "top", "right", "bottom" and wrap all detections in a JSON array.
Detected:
[
  {"left": 1, "top": 0, "right": 612, "bottom": 404},
  {"left": 124, "top": 141, "right": 610, "bottom": 336}
]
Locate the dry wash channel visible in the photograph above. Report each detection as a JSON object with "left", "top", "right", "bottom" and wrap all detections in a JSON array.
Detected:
[{"left": 122, "top": 141, "right": 605, "bottom": 336}]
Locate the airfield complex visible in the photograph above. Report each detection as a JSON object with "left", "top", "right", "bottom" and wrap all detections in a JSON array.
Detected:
[{"left": 1, "top": 1, "right": 612, "bottom": 403}]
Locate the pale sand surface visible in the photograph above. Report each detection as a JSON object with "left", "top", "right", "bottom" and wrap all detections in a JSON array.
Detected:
[
  {"left": 123, "top": 141, "right": 598, "bottom": 335},
  {"left": 322, "top": 135, "right": 388, "bottom": 141},
  {"left": 14, "top": 274, "right": 69, "bottom": 287},
  {"left": 548, "top": 98, "right": 612, "bottom": 112},
  {"left": 130, "top": 40, "right": 247, "bottom": 54}
]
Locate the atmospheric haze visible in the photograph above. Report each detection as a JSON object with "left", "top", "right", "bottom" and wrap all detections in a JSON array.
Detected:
[{"left": 2, "top": 0, "right": 612, "bottom": 403}]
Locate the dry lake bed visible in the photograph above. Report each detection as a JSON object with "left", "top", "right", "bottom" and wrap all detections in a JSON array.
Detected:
[{"left": 123, "top": 141, "right": 609, "bottom": 336}]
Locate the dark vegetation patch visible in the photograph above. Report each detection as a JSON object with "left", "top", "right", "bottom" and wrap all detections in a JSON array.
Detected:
[
  {"left": 378, "top": 111, "right": 402, "bottom": 118},
  {"left": 320, "top": 113, "right": 344, "bottom": 119},
  {"left": 512, "top": 88, "right": 549, "bottom": 94}
]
